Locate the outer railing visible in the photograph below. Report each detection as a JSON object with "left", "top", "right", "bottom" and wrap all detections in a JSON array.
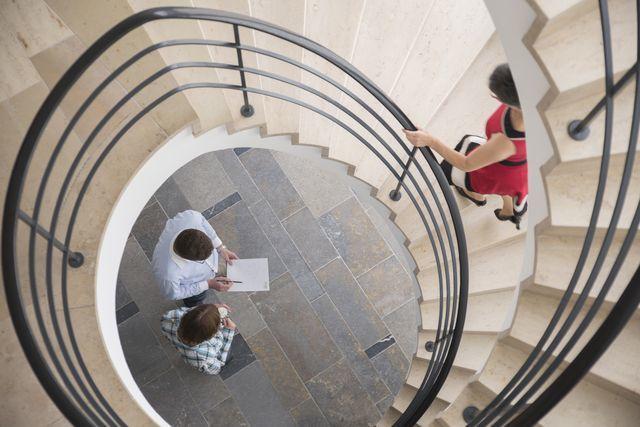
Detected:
[
  {"left": 464, "top": 0, "right": 640, "bottom": 425},
  {"left": 1, "top": 7, "right": 468, "bottom": 426}
]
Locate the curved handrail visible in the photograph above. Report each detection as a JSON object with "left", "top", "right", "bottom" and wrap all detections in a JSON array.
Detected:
[{"left": 2, "top": 6, "right": 467, "bottom": 426}]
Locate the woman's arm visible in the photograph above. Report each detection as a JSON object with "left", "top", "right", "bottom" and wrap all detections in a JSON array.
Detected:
[{"left": 403, "top": 130, "right": 516, "bottom": 173}]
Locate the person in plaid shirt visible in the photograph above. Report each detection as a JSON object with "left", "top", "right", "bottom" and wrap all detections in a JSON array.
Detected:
[{"left": 161, "top": 303, "right": 236, "bottom": 375}]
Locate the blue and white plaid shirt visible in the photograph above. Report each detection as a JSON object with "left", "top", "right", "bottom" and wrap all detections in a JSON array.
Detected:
[{"left": 161, "top": 307, "right": 235, "bottom": 375}]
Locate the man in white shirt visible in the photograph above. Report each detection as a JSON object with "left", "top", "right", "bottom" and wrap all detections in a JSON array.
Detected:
[{"left": 152, "top": 210, "right": 239, "bottom": 307}]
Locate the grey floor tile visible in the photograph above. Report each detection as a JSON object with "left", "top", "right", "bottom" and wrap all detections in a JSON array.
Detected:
[
  {"left": 247, "top": 328, "right": 309, "bottom": 410},
  {"left": 290, "top": 399, "right": 329, "bottom": 427},
  {"left": 375, "top": 394, "right": 395, "bottom": 417},
  {"left": 312, "top": 295, "right": 390, "bottom": 404},
  {"left": 172, "top": 152, "right": 235, "bottom": 212},
  {"left": 220, "top": 333, "right": 257, "bottom": 380},
  {"left": 115, "top": 280, "right": 132, "bottom": 310},
  {"left": 167, "top": 348, "right": 231, "bottom": 414},
  {"left": 225, "top": 361, "right": 296, "bottom": 427},
  {"left": 213, "top": 291, "right": 266, "bottom": 340},
  {"left": 371, "top": 343, "right": 410, "bottom": 396},
  {"left": 131, "top": 201, "right": 169, "bottom": 260},
  {"left": 251, "top": 273, "right": 341, "bottom": 381},
  {"left": 315, "top": 258, "right": 390, "bottom": 350},
  {"left": 249, "top": 200, "right": 324, "bottom": 300},
  {"left": 154, "top": 176, "right": 192, "bottom": 219},
  {"left": 116, "top": 301, "right": 139, "bottom": 324},
  {"left": 382, "top": 299, "right": 419, "bottom": 359},
  {"left": 319, "top": 197, "right": 392, "bottom": 276},
  {"left": 305, "top": 359, "right": 380, "bottom": 426},
  {"left": 234, "top": 147, "right": 252, "bottom": 156},
  {"left": 357, "top": 256, "right": 414, "bottom": 317},
  {"left": 216, "top": 149, "right": 263, "bottom": 206},
  {"left": 209, "top": 201, "right": 286, "bottom": 282},
  {"left": 118, "top": 313, "right": 171, "bottom": 385},
  {"left": 282, "top": 207, "right": 337, "bottom": 272},
  {"left": 141, "top": 368, "right": 207, "bottom": 427},
  {"left": 202, "top": 192, "right": 241, "bottom": 220},
  {"left": 118, "top": 237, "right": 178, "bottom": 341},
  {"left": 239, "top": 148, "right": 305, "bottom": 219},
  {"left": 272, "top": 151, "right": 352, "bottom": 218},
  {"left": 203, "top": 397, "right": 249, "bottom": 426}
]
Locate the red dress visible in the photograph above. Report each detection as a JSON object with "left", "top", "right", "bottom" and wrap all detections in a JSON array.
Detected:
[{"left": 468, "top": 104, "right": 528, "bottom": 213}]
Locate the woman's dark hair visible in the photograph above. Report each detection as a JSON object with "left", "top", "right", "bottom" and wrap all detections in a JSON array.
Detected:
[
  {"left": 178, "top": 304, "right": 221, "bottom": 346},
  {"left": 174, "top": 228, "right": 213, "bottom": 261},
  {"left": 489, "top": 63, "right": 520, "bottom": 108}
]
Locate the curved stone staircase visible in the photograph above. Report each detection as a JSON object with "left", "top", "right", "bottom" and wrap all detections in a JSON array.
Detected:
[{"left": 1, "top": 0, "right": 637, "bottom": 426}]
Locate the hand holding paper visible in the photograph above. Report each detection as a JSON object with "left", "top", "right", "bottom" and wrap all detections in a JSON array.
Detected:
[{"left": 226, "top": 258, "right": 269, "bottom": 292}]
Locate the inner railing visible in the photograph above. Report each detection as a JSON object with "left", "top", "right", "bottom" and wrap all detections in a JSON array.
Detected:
[{"left": 2, "top": 7, "right": 468, "bottom": 427}]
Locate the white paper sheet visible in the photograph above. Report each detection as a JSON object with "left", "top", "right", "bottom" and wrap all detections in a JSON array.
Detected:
[{"left": 226, "top": 258, "right": 269, "bottom": 292}]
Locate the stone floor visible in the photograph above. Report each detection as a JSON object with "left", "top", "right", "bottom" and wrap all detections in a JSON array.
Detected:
[{"left": 116, "top": 148, "right": 419, "bottom": 426}]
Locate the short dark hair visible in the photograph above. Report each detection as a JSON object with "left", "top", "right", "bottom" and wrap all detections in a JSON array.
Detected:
[
  {"left": 489, "top": 63, "right": 520, "bottom": 108},
  {"left": 174, "top": 228, "right": 213, "bottom": 261},
  {"left": 178, "top": 304, "right": 221, "bottom": 346}
]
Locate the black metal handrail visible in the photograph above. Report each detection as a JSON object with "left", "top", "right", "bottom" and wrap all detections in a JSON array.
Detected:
[
  {"left": 467, "top": 0, "right": 640, "bottom": 425},
  {"left": 2, "top": 7, "right": 468, "bottom": 426}
]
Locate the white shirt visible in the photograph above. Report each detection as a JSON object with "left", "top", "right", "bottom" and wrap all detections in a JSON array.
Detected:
[{"left": 152, "top": 210, "right": 223, "bottom": 300}]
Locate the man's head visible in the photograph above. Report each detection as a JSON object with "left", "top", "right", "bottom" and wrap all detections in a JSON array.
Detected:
[
  {"left": 173, "top": 228, "right": 213, "bottom": 261},
  {"left": 489, "top": 63, "right": 520, "bottom": 109},
  {"left": 178, "top": 304, "right": 221, "bottom": 346}
]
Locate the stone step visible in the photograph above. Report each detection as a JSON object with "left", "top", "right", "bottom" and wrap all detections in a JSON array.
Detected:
[
  {"left": 436, "top": 381, "right": 498, "bottom": 427},
  {"left": 532, "top": 0, "right": 588, "bottom": 21},
  {"left": 417, "top": 331, "right": 497, "bottom": 373},
  {"left": 418, "top": 235, "right": 524, "bottom": 302},
  {"left": 534, "top": 0, "right": 636, "bottom": 104},
  {"left": 406, "top": 358, "right": 475, "bottom": 403},
  {"left": 545, "top": 154, "right": 640, "bottom": 230},
  {"left": 534, "top": 229, "right": 640, "bottom": 305},
  {"left": 509, "top": 289, "right": 640, "bottom": 403},
  {"left": 421, "top": 289, "right": 515, "bottom": 334}
]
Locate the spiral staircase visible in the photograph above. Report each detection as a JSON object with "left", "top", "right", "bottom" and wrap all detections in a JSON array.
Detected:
[{"left": 1, "top": 0, "right": 638, "bottom": 426}]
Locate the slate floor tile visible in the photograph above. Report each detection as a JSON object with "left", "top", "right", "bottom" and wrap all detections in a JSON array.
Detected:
[
  {"left": 315, "top": 258, "right": 390, "bottom": 349},
  {"left": 239, "top": 148, "right": 305, "bottom": 219},
  {"left": 305, "top": 359, "right": 380, "bottom": 426},
  {"left": 319, "top": 197, "right": 392, "bottom": 276},
  {"left": 115, "top": 280, "right": 132, "bottom": 310},
  {"left": 118, "top": 313, "right": 171, "bottom": 385},
  {"left": 249, "top": 199, "right": 324, "bottom": 300},
  {"left": 172, "top": 151, "right": 235, "bottom": 212},
  {"left": 282, "top": 207, "right": 337, "bottom": 271},
  {"left": 141, "top": 368, "right": 207, "bottom": 427},
  {"left": 167, "top": 348, "right": 231, "bottom": 413},
  {"left": 383, "top": 299, "right": 419, "bottom": 359},
  {"left": 251, "top": 273, "right": 341, "bottom": 381},
  {"left": 216, "top": 149, "right": 263, "bottom": 206},
  {"left": 290, "top": 398, "right": 329, "bottom": 427},
  {"left": 272, "top": 151, "right": 352, "bottom": 218},
  {"left": 357, "top": 256, "right": 414, "bottom": 317},
  {"left": 203, "top": 397, "right": 249, "bottom": 426},
  {"left": 213, "top": 291, "right": 266, "bottom": 340},
  {"left": 312, "top": 295, "right": 390, "bottom": 404},
  {"left": 220, "top": 333, "right": 257, "bottom": 380},
  {"left": 116, "top": 300, "right": 139, "bottom": 324},
  {"left": 375, "top": 394, "right": 395, "bottom": 417},
  {"left": 202, "top": 191, "right": 241, "bottom": 220},
  {"left": 131, "top": 201, "right": 169, "bottom": 260},
  {"left": 154, "top": 176, "right": 192, "bottom": 219},
  {"left": 209, "top": 201, "right": 286, "bottom": 282},
  {"left": 247, "top": 328, "right": 309, "bottom": 410},
  {"left": 225, "top": 361, "right": 296, "bottom": 427},
  {"left": 365, "top": 335, "right": 396, "bottom": 359},
  {"left": 371, "top": 343, "right": 410, "bottom": 396},
  {"left": 118, "top": 237, "right": 178, "bottom": 341}
]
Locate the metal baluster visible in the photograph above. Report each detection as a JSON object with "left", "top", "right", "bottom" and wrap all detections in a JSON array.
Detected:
[
  {"left": 18, "top": 210, "right": 84, "bottom": 268},
  {"left": 233, "top": 24, "right": 255, "bottom": 118},
  {"left": 389, "top": 146, "right": 418, "bottom": 201}
]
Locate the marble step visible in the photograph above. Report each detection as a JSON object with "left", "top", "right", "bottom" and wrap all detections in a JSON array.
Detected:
[
  {"left": 417, "top": 331, "right": 497, "bottom": 373},
  {"left": 509, "top": 289, "right": 640, "bottom": 403}
]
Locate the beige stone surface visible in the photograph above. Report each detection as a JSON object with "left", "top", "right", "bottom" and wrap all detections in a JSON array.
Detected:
[
  {"left": 418, "top": 331, "right": 497, "bottom": 372},
  {"left": 0, "top": 12, "right": 41, "bottom": 102}
]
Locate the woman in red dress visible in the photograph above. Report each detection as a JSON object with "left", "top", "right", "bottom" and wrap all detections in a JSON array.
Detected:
[{"left": 404, "top": 64, "right": 527, "bottom": 229}]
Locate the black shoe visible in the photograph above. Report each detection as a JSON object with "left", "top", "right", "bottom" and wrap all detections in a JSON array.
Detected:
[
  {"left": 494, "top": 209, "right": 521, "bottom": 230},
  {"left": 455, "top": 186, "right": 487, "bottom": 207}
]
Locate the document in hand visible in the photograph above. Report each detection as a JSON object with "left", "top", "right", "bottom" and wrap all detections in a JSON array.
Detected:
[{"left": 226, "top": 258, "right": 269, "bottom": 292}]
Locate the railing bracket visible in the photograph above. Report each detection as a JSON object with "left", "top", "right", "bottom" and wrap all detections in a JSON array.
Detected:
[
  {"left": 240, "top": 104, "right": 255, "bottom": 118},
  {"left": 463, "top": 405, "right": 480, "bottom": 423},
  {"left": 567, "top": 120, "right": 590, "bottom": 141}
]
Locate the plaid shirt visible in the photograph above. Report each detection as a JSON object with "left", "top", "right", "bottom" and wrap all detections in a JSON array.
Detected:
[{"left": 161, "top": 307, "right": 235, "bottom": 375}]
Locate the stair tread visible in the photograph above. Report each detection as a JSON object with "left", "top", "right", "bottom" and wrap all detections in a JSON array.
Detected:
[{"left": 417, "top": 331, "right": 497, "bottom": 372}]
